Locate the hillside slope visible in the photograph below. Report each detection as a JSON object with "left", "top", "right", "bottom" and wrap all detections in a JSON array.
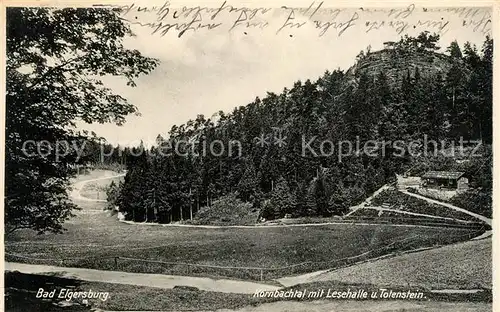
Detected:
[
  {"left": 309, "top": 238, "right": 491, "bottom": 289},
  {"left": 115, "top": 34, "right": 492, "bottom": 225}
]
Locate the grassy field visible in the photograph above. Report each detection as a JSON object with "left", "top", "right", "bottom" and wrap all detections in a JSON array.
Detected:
[
  {"left": 370, "top": 189, "right": 479, "bottom": 222},
  {"left": 344, "top": 208, "right": 485, "bottom": 229},
  {"left": 72, "top": 170, "right": 124, "bottom": 201},
  {"left": 6, "top": 209, "right": 483, "bottom": 281},
  {"left": 5, "top": 170, "right": 486, "bottom": 282},
  {"left": 78, "top": 177, "right": 123, "bottom": 201},
  {"left": 309, "top": 237, "right": 492, "bottom": 290},
  {"left": 5, "top": 171, "right": 491, "bottom": 311}
]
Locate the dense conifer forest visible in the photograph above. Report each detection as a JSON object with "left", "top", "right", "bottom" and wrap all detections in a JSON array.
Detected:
[{"left": 107, "top": 33, "right": 492, "bottom": 223}]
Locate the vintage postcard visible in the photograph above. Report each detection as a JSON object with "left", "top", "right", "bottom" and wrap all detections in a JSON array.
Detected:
[{"left": 2, "top": 0, "right": 496, "bottom": 311}]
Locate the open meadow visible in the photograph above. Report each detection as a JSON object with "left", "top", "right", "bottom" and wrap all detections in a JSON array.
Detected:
[
  {"left": 5, "top": 7, "right": 494, "bottom": 312},
  {"left": 5, "top": 171, "right": 487, "bottom": 282},
  {"left": 309, "top": 237, "right": 492, "bottom": 289},
  {"left": 6, "top": 209, "right": 483, "bottom": 281},
  {"left": 72, "top": 170, "right": 124, "bottom": 201}
]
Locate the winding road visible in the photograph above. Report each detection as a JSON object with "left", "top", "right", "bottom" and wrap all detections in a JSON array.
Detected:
[
  {"left": 8, "top": 171, "right": 280, "bottom": 295},
  {"left": 6, "top": 171, "right": 492, "bottom": 299},
  {"left": 70, "top": 172, "right": 126, "bottom": 203},
  {"left": 5, "top": 262, "right": 279, "bottom": 294}
]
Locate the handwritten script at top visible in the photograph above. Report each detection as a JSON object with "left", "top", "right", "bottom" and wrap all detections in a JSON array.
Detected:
[{"left": 118, "top": 1, "right": 492, "bottom": 38}]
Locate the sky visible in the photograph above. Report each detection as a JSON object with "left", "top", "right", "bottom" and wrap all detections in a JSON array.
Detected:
[{"left": 75, "top": 2, "right": 492, "bottom": 146}]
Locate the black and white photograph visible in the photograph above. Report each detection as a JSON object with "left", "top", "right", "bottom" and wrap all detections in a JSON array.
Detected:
[{"left": 3, "top": 1, "right": 496, "bottom": 311}]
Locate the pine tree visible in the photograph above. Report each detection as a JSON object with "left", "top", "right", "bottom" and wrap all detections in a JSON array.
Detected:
[
  {"left": 305, "top": 172, "right": 330, "bottom": 217},
  {"left": 305, "top": 182, "right": 318, "bottom": 217},
  {"left": 293, "top": 181, "right": 309, "bottom": 217},
  {"left": 270, "top": 177, "right": 295, "bottom": 219},
  {"left": 237, "top": 160, "right": 258, "bottom": 202},
  {"left": 106, "top": 180, "right": 122, "bottom": 210},
  {"left": 446, "top": 40, "right": 463, "bottom": 58},
  {"left": 329, "top": 185, "right": 365, "bottom": 216},
  {"left": 113, "top": 33, "right": 492, "bottom": 223}
]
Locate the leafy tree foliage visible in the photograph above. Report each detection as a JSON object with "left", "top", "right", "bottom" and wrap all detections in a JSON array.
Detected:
[{"left": 5, "top": 7, "right": 158, "bottom": 234}]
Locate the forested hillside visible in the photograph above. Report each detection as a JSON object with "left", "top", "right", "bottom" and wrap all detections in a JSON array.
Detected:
[{"left": 110, "top": 33, "right": 492, "bottom": 224}]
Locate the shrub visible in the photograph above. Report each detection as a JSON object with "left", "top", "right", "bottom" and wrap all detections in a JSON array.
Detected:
[
  {"left": 450, "top": 190, "right": 492, "bottom": 219},
  {"left": 192, "top": 193, "right": 258, "bottom": 225},
  {"left": 371, "top": 189, "right": 476, "bottom": 221},
  {"left": 407, "top": 187, "right": 418, "bottom": 194},
  {"left": 260, "top": 200, "right": 275, "bottom": 221}
]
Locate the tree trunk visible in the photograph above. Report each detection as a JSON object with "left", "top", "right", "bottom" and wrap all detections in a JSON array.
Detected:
[
  {"left": 452, "top": 87, "right": 455, "bottom": 109},
  {"left": 479, "top": 120, "right": 483, "bottom": 142},
  {"left": 153, "top": 189, "right": 158, "bottom": 222}
]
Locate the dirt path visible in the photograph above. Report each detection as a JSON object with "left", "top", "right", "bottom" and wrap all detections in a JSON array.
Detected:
[
  {"left": 120, "top": 218, "right": 457, "bottom": 230},
  {"left": 400, "top": 190, "right": 492, "bottom": 226},
  {"left": 7, "top": 171, "right": 282, "bottom": 295},
  {"left": 74, "top": 174, "right": 444, "bottom": 231},
  {"left": 5, "top": 262, "right": 279, "bottom": 294},
  {"left": 345, "top": 184, "right": 393, "bottom": 217},
  {"left": 70, "top": 172, "right": 126, "bottom": 203},
  {"left": 52, "top": 172, "right": 488, "bottom": 296}
]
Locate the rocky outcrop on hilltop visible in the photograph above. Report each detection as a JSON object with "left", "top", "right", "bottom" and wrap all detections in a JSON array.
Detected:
[{"left": 346, "top": 49, "right": 464, "bottom": 87}]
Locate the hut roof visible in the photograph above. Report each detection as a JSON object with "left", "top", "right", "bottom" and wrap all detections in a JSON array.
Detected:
[{"left": 422, "top": 171, "right": 465, "bottom": 180}]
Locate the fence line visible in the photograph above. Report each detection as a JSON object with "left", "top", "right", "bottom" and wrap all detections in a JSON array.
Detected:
[
  {"left": 5, "top": 235, "right": 412, "bottom": 270},
  {"left": 360, "top": 206, "right": 479, "bottom": 223},
  {"left": 5, "top": 229, "right": 480, "bottom": 281},
  {"left": 343, "top": 215, "right": 486, "bottom": 228}
]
